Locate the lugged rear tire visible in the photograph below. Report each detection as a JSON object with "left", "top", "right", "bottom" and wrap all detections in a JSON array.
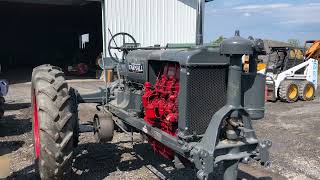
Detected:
[
  {"left": 32, "top": 64, "right": 78, "bottom": 180},
  {"left": 0, "top": 96, "right": 4, "bottom": 119}
]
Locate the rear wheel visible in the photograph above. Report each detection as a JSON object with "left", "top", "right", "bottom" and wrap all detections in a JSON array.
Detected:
[
  {"left": 32, "top": 64, "right": 78, "bottom": 180},
  {"left": 298, "top": 81, "right": 315, "bottom": 101},
  {"left": 0, "top": 96, "right": 4, "bottom": 119},
  {"left": 278, "top": 80, "right": 299, "bottom": 103}
]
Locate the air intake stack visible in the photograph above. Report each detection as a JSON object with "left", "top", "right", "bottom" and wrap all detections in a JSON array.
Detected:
[
  {"left": 220, "top": 30, "right": 254, "bottom": 108},
  {"left": 196, "top": 0, "right": 205, "bottom": 45}
]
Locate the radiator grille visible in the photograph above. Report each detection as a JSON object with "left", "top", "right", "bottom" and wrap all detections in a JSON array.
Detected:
[{"left": 186, "top": 67, "right": 228, "bottom": 135}]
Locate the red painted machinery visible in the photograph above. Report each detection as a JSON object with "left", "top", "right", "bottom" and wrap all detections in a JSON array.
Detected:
[{"left": 142, "top": 63, "right": 180, "bottom": 159}]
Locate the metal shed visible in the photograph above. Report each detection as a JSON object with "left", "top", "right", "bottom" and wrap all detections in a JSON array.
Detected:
[
  {"left": 0, "top": 0, "right": 208, "bottom": 70},
  {"left": 102, "top": 0, "right": 197, "bottom": 54}
]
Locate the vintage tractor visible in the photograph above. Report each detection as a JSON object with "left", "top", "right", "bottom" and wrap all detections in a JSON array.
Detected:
[
  {"left": 31, "top": 32, "right": 271, "bottom": 180},
  {"left": 31, "top": 1, "right": 271, "bottom": 179}
]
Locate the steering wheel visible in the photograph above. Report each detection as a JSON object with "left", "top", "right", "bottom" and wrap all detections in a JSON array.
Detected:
[{"left": 108, "top": 32, "right": 138, "bottom": 63}]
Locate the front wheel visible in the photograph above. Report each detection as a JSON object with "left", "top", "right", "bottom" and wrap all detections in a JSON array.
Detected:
[
  {"left": 32, "top": 64, "right": 78, "bottom": 179},
  {"left": 278, "top": 80, "right": 299, "bottom": 103}
]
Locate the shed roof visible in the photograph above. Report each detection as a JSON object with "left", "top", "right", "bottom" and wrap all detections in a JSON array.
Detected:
[{"left": 0, "top": 0, "right": 213, "bottom": 5}]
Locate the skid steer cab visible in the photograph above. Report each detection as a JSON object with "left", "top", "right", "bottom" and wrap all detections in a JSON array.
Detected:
[
  {"left": 0, "top": 79, "right": 8, "bottom": 119},
  {"left": 260, "top": 46, "right": 318, "bottom": 103},
  {"left": 31, "top": 31, "right": 271, "bottom": 180}
]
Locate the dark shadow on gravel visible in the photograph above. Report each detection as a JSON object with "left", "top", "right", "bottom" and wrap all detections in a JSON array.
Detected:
[
  {"left": 0, "top": 115, "right": 31, "bottom": 137},
  {"left": 71, "top": 141, "right": 193, "bottom": 180},
  {"left": 70, "top": 141, "right": 276, "bottom": 180},
  {"left": 72, "top": 142, "right": 141, "bottom": 179},
  {"left": 0, "top": 141, "right": 25, "bottom": 156},
  {"left": 133, "top": 143, "right": 197, "bottom": 180},
  {"left": 5, "top": 103, "right": 31, "bottom": 111},
  {"left": 133, "top": 143, "right": 275, "bottom": 180},
  {"left": 4, "top": 141, "right": 275, "bottom": 180},
  {"left": 6, "top": 164, "right": 37, "bottom": 180}
]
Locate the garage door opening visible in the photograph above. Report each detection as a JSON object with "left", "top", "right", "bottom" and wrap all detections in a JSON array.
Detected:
[{"left": 0, "top": 1, "right": 102, "bottom": 82}]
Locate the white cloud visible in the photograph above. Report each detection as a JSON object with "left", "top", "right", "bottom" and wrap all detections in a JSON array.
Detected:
[
  {"left": 308, "top": 3, "right": 320, "bottom": 6},
  {"left": 205, "top": 1, "right": 320, "bottom": 26},
  {"left": 231, "top": 2, "right": 320, "bottom": 25},
  {"left": 243, "top": 12, "right": 251, "bottom": 17},
  {"left": 279, "top": 18, "right": 320, "bottom": 25},
  {"left": 277, "top": 3, "right": 320, "bottom": 25},
  {"left": 233, "top": 3, "right": 292, "bottom": 11}
]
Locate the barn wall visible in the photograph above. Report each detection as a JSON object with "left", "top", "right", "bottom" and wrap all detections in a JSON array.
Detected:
[{"left": 104, "top": 0, "right": 197, "bottom": 52}]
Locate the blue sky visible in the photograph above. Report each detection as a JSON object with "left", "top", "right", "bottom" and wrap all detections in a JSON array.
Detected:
[{"left": 204, "top": 0, "right": 320, "bottom": 43}]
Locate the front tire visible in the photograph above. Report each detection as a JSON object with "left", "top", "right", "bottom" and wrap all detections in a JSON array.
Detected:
[
  {"left": 278, "top": 80, "right": 299, "bottom": 103},
  {"left": 93, "top": 111, "right": 114, "bottom": 143},
  {"left": 32, "top": 64, "right": 78, "bottom": 179}
]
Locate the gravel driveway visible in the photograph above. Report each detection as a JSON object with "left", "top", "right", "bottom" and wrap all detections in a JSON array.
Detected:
[{"left": 0, "top": 80, "right": 319, "bottom": 180}]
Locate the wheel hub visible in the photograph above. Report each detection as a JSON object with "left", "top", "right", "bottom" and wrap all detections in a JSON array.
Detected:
[
  {"left": 288, "top": 85, "right": 298, "bottom": 100},
  {"left": 305, "top": 84, "right": 314, "bottom": 98}
]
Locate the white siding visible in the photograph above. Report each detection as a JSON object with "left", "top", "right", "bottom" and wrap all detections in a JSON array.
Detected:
[{"left": 103, "top": 0, "right": 197, "bottom": 56}]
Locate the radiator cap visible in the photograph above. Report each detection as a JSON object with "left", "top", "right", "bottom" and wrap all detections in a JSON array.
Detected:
[{"left": 220, "top": 30, "right": 254, "bottom": 55}]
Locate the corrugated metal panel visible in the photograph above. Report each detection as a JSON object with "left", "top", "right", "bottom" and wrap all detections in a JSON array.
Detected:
[{"left": 104, "top": 0, "right": 197, "bottom": 56}]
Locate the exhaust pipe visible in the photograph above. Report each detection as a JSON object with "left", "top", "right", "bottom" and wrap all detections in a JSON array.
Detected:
[{"left": 196, "top": 0, "right": 205, "bottom": 45}]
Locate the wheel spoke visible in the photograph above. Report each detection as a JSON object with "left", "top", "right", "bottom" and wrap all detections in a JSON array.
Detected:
[
  {"left": 108, "top": 32, "right": 137, "bottom": 63},
  {"left": 123, "top": 34, "right": 126, "bottom": 46},
  {"left": 109, "top": 46, "right": 121, "bottom": 50}
]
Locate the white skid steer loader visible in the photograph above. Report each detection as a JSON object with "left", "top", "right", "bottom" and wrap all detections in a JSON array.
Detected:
[{"left": 260, "top": 47, "right": 318, "bottom": 103}]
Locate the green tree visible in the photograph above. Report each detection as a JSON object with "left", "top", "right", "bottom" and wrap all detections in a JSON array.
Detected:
[
  {"left": 213, "top": 36, "right": 226, "bottom": 45},
  {"left": 288, "top": 39, "right": 301, "bottom": 48}
]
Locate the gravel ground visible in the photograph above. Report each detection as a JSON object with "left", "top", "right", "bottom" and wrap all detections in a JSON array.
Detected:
[
  {"left": 0, "top": 79, "right": 319, "bottom": 180},
  {"left": 253, "top": 100, "right": 320, "bottom": 180}
]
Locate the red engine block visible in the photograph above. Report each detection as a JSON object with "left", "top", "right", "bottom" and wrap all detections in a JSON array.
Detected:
[{"left": 142, "top": 63, "right": 180, "bottom": 159}]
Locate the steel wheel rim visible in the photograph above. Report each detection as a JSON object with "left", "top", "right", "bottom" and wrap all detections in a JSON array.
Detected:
[
  {"left": 33, "top": 90, "right": 40, "bottom": 160},
  {"left": 288, "top": 84, "right": 298, "bottom": 100},
  {"left": 305, "top": 84, "right": 314, "bottom": 98}
]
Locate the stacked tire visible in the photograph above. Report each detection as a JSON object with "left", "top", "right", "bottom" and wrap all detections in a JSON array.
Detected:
[
  {"left": 31, "top": 65, "right": 78, "bottom": 180},
  {"left": 278, "top": 80, "right": 315, "bottom": 103}
]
